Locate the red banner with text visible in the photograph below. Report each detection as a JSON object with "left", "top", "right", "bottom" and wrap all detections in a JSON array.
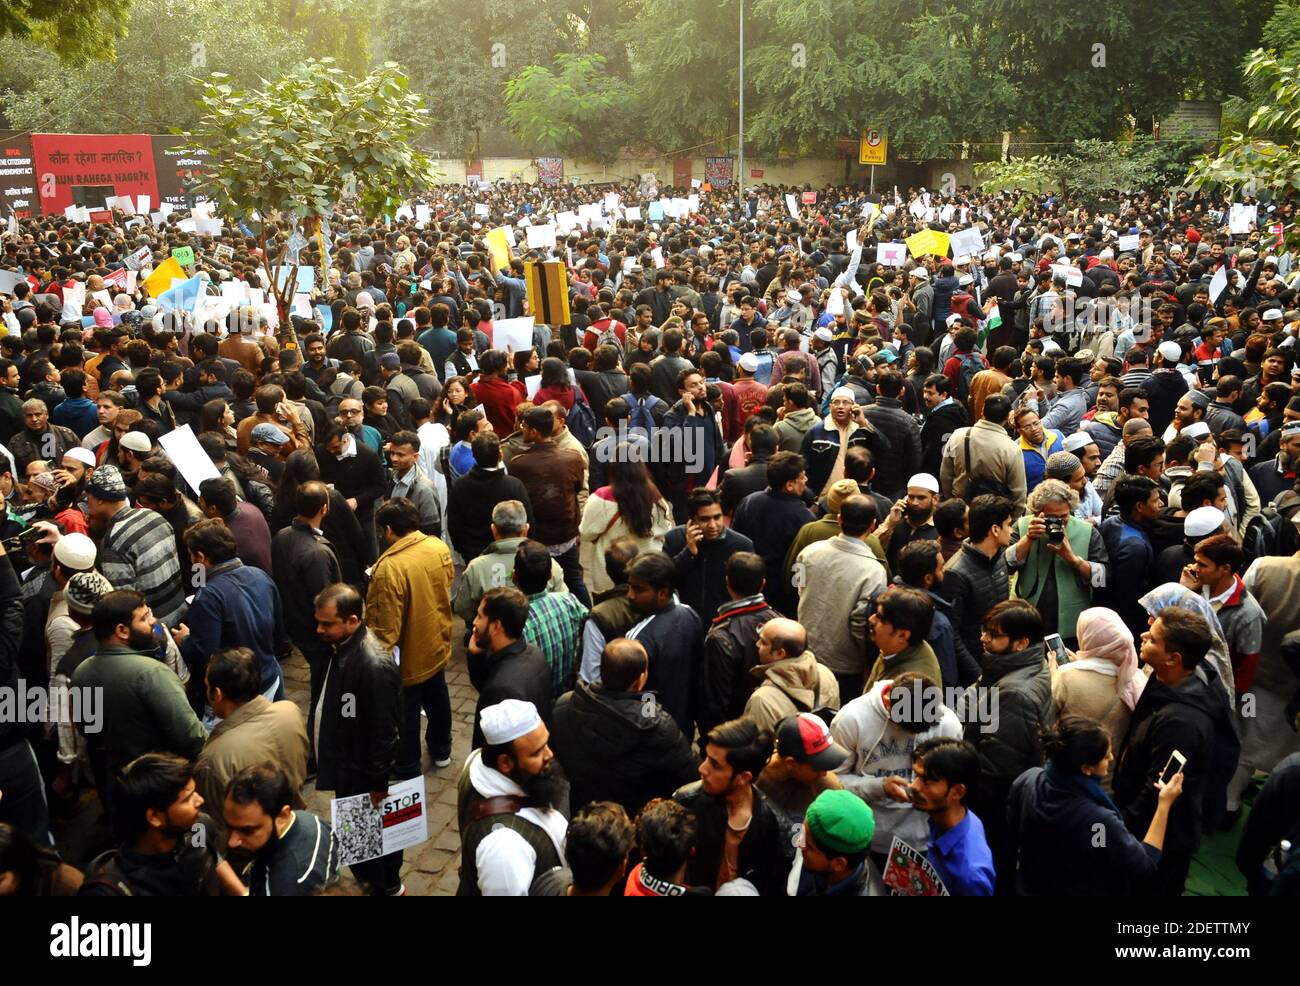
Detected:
[{"left": 31, "top": 133, "right": 158, "bottom": 215}]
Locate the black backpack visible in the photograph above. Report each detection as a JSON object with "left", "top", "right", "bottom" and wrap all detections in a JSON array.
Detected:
[{"left": 566, "top": 390, "right": 599, "bottom": 448}]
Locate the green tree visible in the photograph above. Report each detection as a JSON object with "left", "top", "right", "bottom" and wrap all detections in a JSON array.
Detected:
[
  {"left": 1188, "top": 48, "right": 1300, "bottom": 199},
  {"left": 182, "top": 58, "right": 438, "bottom": 307},
  {"left": 376, "top": 0, "right": 580, "bottom": 156},
  {"left": 502, "top": 53, "right": 630, "bottom": 159},
  {"left": 3, "top": 0, "right": 131, "bottom": 65},
  {"left": 0, "top": 0, "right": 307, "bottom": 133}
]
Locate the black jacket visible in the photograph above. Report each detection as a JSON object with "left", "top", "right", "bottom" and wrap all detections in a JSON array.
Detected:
[
  {"left": 1006, "top": 766, "right": 1160, "bottom": 896},
  {"left": 446, "top": 466, "right": 535, "bottom": 564},
  {"left": 940, "top": 540, "right": 1011, "bottom": 670},
  {"left": 799, "top": 420, "right": 891, "bottom": 506},
  {"left": 270, "top": 520, "right": 343, "bottom": 664},
  {"left": 551, "top": 680, "right": 698, "bottom": 817},
  {"left": 0, "top": 560, "right": 28, "bottom": 753},
  {"left": 697, "top": 596, "right": 776, "bottom": 746},
  {"left": 314, "top": 626, "right": 402, "bottom": 796},
  {"left": 862, "top": 397, "right": 923, "bottom": 499},
  {"left": 961, "top": 641, "right": 1054, "bottom": 859},
  {"left": 920, "top": 400, "right": 970, "bottom": 479},
  {"left": 1114, "top": 662, "right": 1238, "bottom": 858},
  {"left": 1141, "top": 369, "right": 1188, "bottom": 438},
  {"left": 673, "top": 780, "right": 794, "bottom": 896},
  {"left": 663, "top": 525, "right": 755, "bottom": 624},
  {"left": 719, "top": 457, "right": 770, "bottom": 517},
  {"left": 468, "top": 638, "right": 554, "bottom": 749}
]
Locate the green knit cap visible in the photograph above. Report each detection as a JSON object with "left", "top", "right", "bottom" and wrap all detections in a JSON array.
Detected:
[{"left": 805, "top": 789, "right": 875, "bottom": 856}]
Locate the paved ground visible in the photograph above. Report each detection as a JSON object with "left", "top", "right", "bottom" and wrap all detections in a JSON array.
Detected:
[
  {"left": 290, "top": 625, "right": 475, "bottom": 897},
  {"left": 52, "top": 621, "right": 476, "bottom": 897}
]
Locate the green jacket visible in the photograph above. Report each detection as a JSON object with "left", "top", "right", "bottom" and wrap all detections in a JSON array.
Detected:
[
  {"left": 1012, "top": 514, "right": 1095, "bottom": 638},
  {"left": 453, "top": 537, "right": 566, "bottom": 621},
  {"left": 863, "top": 640, "right": 942, "bottom": 695},
  {"left": 71, "top": 643, "right": 206, "bottom": 770}
]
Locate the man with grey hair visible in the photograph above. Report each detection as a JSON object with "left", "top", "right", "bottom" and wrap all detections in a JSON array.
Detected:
[
  {"left": 453, "top": 500, "right": 565, "bottom": 621},
  {"left": 9, "top": 398, "right": 78, "bottom": 473},
  {"left": 1006, "top": 477, "right": 1110, "bottom": 645},
  {"left": 1093, "top": 416, "right": 1152, "bottom": 499}
]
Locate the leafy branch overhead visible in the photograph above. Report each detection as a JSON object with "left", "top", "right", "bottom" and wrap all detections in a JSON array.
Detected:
[
  {"left": 1188, "top": 49, "right": 1300, "bottom": 200},
  {"left": 180, "top": 57, "right": 439, "bottom": 222}
]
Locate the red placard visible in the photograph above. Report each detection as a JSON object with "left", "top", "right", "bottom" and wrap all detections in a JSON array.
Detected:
[
  {"left": 31, "top": 133, "right": 158, "bottom": 215},
  {"left": 750, "top": 168, "right": 764, "bottom": 179},
  {"left": 88, "top": 210, "right": 112, "bottom": 222},
  {"left": 801, "top": 191, "right": 817, "bottom": 204}
]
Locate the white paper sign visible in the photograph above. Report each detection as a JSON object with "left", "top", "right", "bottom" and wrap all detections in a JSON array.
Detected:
[
  {"left": 525, "top": 223, "right": 557, "bottom": 250},
  {"left": 330, "top": 776, "right": 429, "bottom": 866},
  {"left": 150, "top": 212, "right": 165, "bottom": 225},
  {"left": 624, "top": 206, "right": 642, "bottom": 222},
  {"left": 493, "top": 316, "right": 536, "bottom": 353},
  {"left": 0, "top": 271, "right": 23, "bottom": 295},
  {"left": 135, "top": 195, "right": 150, "bottom": 215},
  {"left": 125, "top": 270, "right": 138, "bottom": 294},
  {"left": 1208, "top": 266, "right": 1229, "bottom": 303},
  {"left": 1051, "top": 263, "right": 1084, "bottom": 288},
  {"left": 157, "top": 424, "right": 221, "bottom": 493},
  {"left": 525, "top": 374, "right": 542, "bottom": 399},
  {"left": 63, "top": 281, "right": 87, "bottom": 312},
  {"left": 949, "top": 227, "right": 985, "bottom": 258},
  {"left": 474, "top": 203, "right": 490, "bottom": 217},
  {"left": 1229, "top": 203, "right": 1257, "bottom": 235},
  {"left": 826, "top": 287, "right": 845, "bottom": 316},
  {"left": 847, "top": 229, "right": 859, "bottom": 252},
  {"left": 785, "top": 194, "right": 800, "bottom": 219},
  {"left": 876, "top": 242, "right": 908, "bottom": 268},
  {"left": 415, "top": 204, "right": 431, "bottom": 226},
  {"left": 1117, "top": 234, "right": 1140, "bottom": 252}
]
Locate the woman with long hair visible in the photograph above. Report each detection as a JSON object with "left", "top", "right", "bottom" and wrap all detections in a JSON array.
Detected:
[
  {"left": 199, "top": 398, "right": 238, "bottom": 453},
  {"left": 1004, "top": 716, "right": 1183, "bottom": 896},
  {"left": 435, "top": 375, "right": 477, "bottom": 428},
  {"left": 533, "top": 356, "right": 575, "bottom": 411},
  {"left": 578, "top": 449, "right": 674, "bottom": 595}
]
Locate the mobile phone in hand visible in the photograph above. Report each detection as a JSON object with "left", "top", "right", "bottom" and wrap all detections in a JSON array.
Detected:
[
  {"left": 1044, "top": 632, "right": 1068, "bottom": 666},
  {"left": 1159, "top": 750, "right": 1186, "bottom": 785}
]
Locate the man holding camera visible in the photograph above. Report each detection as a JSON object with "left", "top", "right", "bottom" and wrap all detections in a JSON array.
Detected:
[{"left": 1007, "top": 478, "right": 1109, "bottom": 647}]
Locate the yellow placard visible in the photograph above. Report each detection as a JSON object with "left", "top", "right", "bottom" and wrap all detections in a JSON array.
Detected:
[
  {"left": 524, "top": 261, "right": 571, "bottom": 326},
  {"left": 859, "top": 128, "right": 887, "bottom": 166},
  {"left": 905, "top": 229, "right": 951, "bottom": 258},
  {"left": 143, "top": 257, "right": 186, "bottom": 299},
  {"left": 485, "top": 226, "right": 513, "bottom": 275}
]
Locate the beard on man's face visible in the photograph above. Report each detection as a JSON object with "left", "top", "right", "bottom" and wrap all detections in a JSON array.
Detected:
[
  {"left": 128, "top": 627, "right": 157, "bottom": 652},
  {"left": 514, "top": 757, "right": 567, "bottom": 811}
]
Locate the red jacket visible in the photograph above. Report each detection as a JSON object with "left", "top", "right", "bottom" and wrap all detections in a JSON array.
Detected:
[{"left": 471, "top": 375, "right": 520, "bottom": 436}]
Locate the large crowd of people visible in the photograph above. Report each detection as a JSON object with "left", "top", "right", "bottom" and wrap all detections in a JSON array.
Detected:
[{"left": 0, "top": 174, "right": 1297, "bottom": 898}]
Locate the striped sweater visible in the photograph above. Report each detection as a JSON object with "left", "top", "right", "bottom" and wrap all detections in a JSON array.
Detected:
[{"left": 98, "top": 506, "right": 189, "bottom": 627}]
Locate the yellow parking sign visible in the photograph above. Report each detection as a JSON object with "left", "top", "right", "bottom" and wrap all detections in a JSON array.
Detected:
[{"left": 859, "top": 128, "right": 887, "bottom": 166}]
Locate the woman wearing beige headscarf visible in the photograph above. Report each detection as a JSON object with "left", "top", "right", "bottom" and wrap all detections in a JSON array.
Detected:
[{"left": 1051, "top": 607, "right": 1147, "bottom": 789}]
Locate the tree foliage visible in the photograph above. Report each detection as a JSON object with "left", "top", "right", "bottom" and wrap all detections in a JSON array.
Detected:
[
  {"left": 1188, "top": 48, "right": 1300, "bottom": 199},
  {"left": 979, "top": 135, "right": 1203, "bottom": 205},
  {"left": 502, "top": 54, "right": 630, "bottom": 159},
  {"left": 182, "top": 58, "right": 438, "bottom": 223},
  {"left": 2, "top": 0, "right": 131, "bottom": 65},
  {"left": 0, "top": 0, "right": 307, "bottom": 133}
]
